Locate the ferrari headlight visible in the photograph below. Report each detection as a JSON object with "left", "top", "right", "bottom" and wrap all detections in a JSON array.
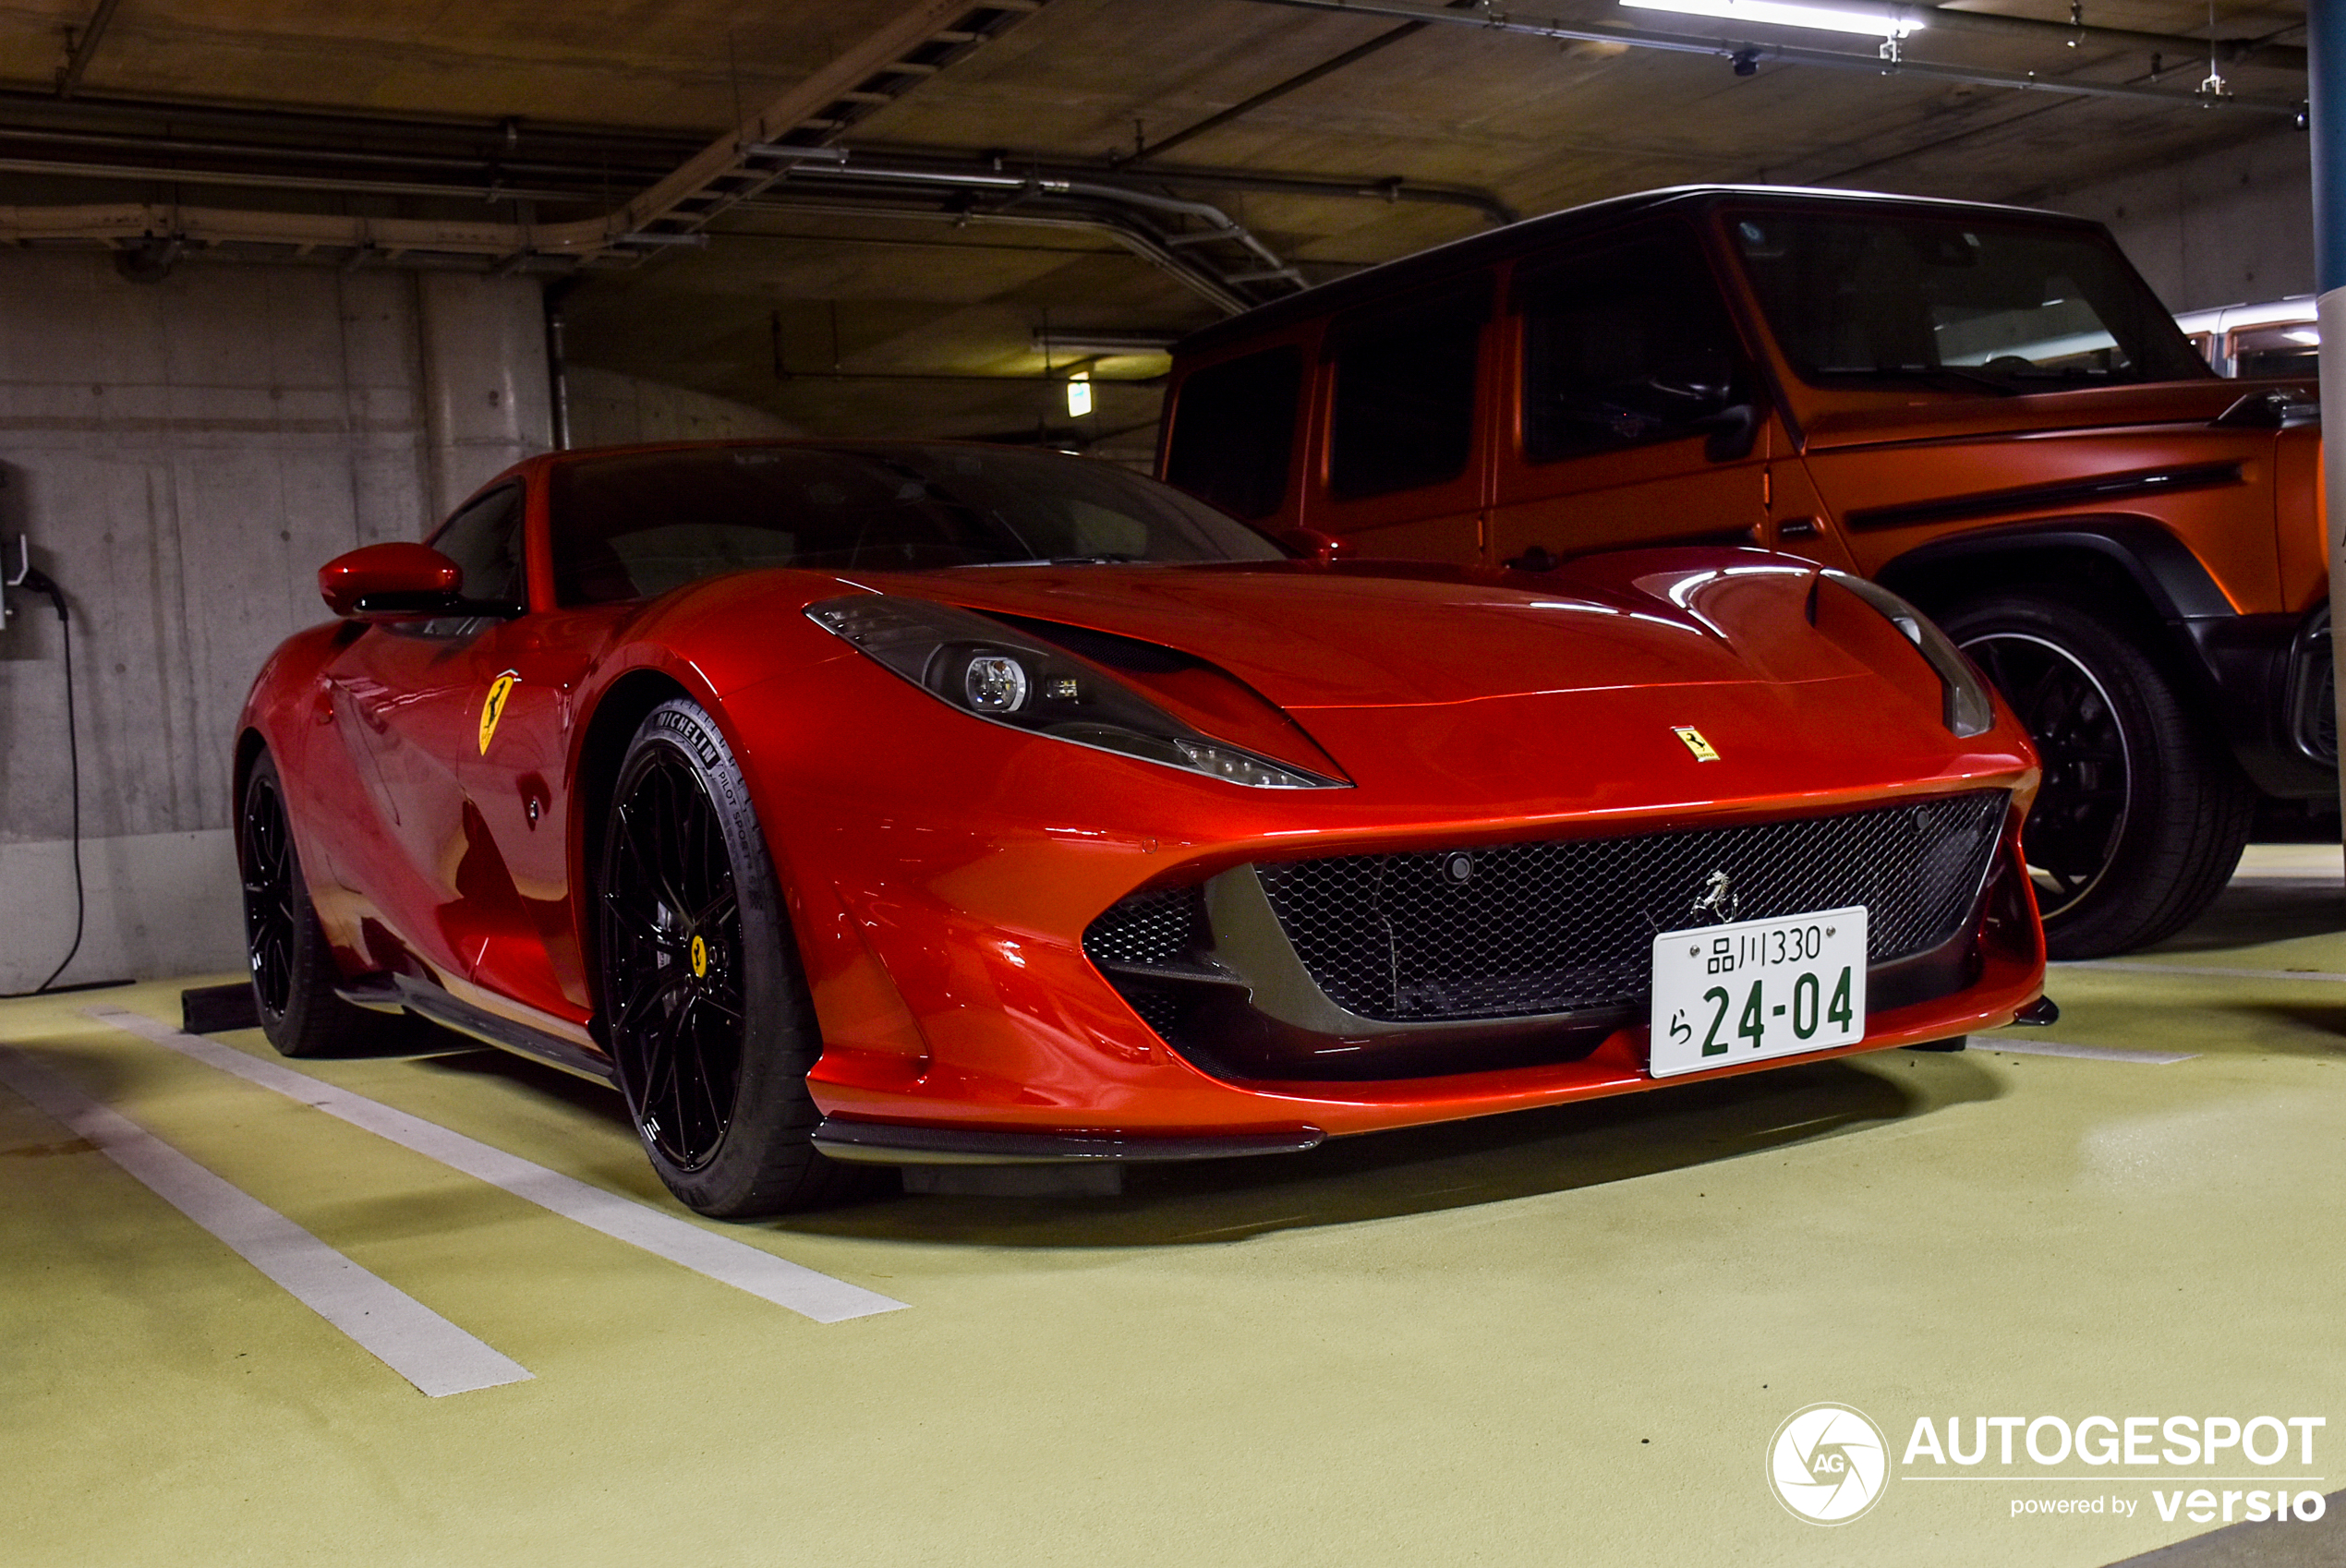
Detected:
[
  {"left": 962, "top": 654, "right": 1030, "bottom": 713},
  {"left": 807, "top": 595, "right": 1344, "bottom": 789},
  {"left": 1824, "top": 572, "right": 1996, "bottom": 738}
]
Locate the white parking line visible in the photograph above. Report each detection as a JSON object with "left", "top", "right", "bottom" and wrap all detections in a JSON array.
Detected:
[
  {"left": 2057, "top": 959, "right": 2346, "bottom": 985},
  {"left": 88, "top": 1008, "right": 906, "bottom": 1325},
  {"left": 0, "top": 1045, "right": 533, "bottom": 1398},
  {"left": 1967, "top": 1037, "right": 2196, "bottom": 1065}
]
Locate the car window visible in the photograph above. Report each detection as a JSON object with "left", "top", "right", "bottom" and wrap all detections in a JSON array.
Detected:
[
  {"left": 550, "top": 443, "right": 1284, "bottom": 604},
  {"left": 1518, "top": 231, "right": 1742, "bottom": 463},
  {"left": 1728, "top": 208, "right": 2210, "bottom": 389},
  {"left": 1163, "top": 346, "right": 1301, "bottom": 521},
  {"left": 427, "top": 485, "right": 526, "bottom": 609},
  {"left": 1326, "top": 277, "right": 1490, "bottom": 500},
  {"left": 2231, "top": 323, "right": 2319, "bottom": 379}
]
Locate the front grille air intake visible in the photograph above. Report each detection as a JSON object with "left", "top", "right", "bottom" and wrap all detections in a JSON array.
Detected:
[{"left": 1253, "top": 790, "right": 2007, "bottom": 1023}]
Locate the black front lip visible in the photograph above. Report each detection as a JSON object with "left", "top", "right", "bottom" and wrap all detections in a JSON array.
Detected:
[{"left": 810, "top": 1119, "right": 1326, "bottom": 1165}]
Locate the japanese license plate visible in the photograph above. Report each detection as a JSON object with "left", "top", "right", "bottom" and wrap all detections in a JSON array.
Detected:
[{"left": 1648, "top": 906, "right": 1868, "bottom": 1079}]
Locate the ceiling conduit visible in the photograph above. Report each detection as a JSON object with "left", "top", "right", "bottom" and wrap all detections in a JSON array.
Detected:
[
  {"left": 1231, "top": 0, "right": 2304, "bottom": 115},
  {"left": 0, "top": 0, "right": 1043, "bottom": 267}
]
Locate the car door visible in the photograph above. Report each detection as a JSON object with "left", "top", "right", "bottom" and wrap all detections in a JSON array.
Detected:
[
  {"left": 1489, "top": 223, "right": 1772, "bottom": 564},
  {"left": 320, "top": 483, "right": 532, "bottom": 993},
  {"left": 453, "top": 579, "right": 611, "bottom": 1025}
]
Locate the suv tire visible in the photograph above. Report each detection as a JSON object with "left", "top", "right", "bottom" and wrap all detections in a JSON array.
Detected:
[{"left": 1940, "top": 592, "right": 2253, "bottom": 959}]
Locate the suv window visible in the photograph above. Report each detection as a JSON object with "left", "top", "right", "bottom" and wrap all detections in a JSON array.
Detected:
[
  {"left": 1327, "top": 278, "right": 1490, "bottom": 500},
  {"left": 429, "top": 485, "right": 526, "bottom": 609},
  {"left": 1163, "top": 346, "right": 1302, "bottom": 521},
  {"left": 1728, "top": 209, "right": 2209, "bottom": 389},
  {"left": 1518, "top": 232, "right": 1742, "bottom": 464}
]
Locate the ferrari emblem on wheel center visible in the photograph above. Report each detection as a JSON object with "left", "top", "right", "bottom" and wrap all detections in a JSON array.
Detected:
[
  {"left": 478, "top": 669, "right": 520, "bottom": 755},
  {"left": 689, "top": 935, "right": 708, "bottom": 978}
]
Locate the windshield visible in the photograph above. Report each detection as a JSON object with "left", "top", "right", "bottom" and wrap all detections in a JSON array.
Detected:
[
  {"left": 1725, "top": 207, "right": 2211, "bottom": 392},
  {"left": 550, "top": 442, "right": 1285, "bottom": 604}
]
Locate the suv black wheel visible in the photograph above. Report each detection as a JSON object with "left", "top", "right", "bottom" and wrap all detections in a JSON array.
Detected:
[
  {"left": 1940, "top": 592, "right": 2254, "bottom": 959},
  {"left": 238, "top": 749, "right": 390, "bottom": 1056},
  {"left": 598, "top": 697, "right": 869, "bottom": 1217}
]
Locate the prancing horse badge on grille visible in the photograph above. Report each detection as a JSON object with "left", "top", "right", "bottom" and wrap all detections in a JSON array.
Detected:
[
  {"left": 1673, "top": 725, "right": 1720, "bottom": 761},
  {"left": 1691, "top": 869, "right": 1739, "bottom": 924}
]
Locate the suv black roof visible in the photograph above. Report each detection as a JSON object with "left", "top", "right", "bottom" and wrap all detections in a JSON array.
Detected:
[{"left": 1173, "top": 183, "right": 2101, "bottom": 360}]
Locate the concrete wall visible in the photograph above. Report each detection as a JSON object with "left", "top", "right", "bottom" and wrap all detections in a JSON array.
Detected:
[
  {"left": 565, "top": 365, "right": 800, "bottom": 447},
  {"left": 2038, "top": 128, "right": 2316, "bottom": 315},
  {"left": 0, "top": 254, "right": 548, "bottom": 993}
]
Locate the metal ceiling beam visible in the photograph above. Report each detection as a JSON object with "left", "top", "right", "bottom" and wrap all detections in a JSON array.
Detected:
[
  {"left": 1230, "top": 0, "right": 2304, "bottom": 115},
  {"left": 0, "top": 0, "right": 1031, "bottom": 267}
]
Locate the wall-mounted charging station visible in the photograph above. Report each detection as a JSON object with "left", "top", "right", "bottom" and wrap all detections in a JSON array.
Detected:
[{"left": 0, "top": 529, "right": 100, "bottom": 996}]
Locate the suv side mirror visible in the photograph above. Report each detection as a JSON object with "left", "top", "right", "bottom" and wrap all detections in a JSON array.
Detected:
[
  {"left": 1696, "top": 401, "right": 1761, "bottom": 463},
  {"left": 320, "top": 543, "right": 465, "bottom": 619}
]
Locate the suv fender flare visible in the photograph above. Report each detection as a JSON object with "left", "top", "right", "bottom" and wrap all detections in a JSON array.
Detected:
[
  {"left": 1873, "top": 515, "right": 2233, "bottom": 626},
  {"left": 1875, "top": 517, "right": 2333, "bottom": 798}
]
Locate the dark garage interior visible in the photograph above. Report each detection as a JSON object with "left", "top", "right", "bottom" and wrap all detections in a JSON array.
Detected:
[{"left": 2, "top": 4, "right": 2343, "bottom": 1564}]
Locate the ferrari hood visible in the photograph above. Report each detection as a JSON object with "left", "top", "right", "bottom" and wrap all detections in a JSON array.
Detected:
[{"left": 868, "top": 555, "right": 1862, "bottom": 710}]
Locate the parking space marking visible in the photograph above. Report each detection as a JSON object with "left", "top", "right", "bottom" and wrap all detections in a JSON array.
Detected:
[
  {"left": 88, "top": 1008, "right": 906, "bottom": 1325},
  {"left": 0, "top": 1045, "right": 533, "bottom": 1398},
  {"left": 2058, "top": 959, "right": 2346, "bottom": 985},
  {"left": 1967, "top": 1037, "right": 2196, "bottom": 1065}
]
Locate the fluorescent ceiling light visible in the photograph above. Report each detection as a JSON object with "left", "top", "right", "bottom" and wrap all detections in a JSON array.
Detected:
[
  {"left": 1066, "top": 372, "right": 1093, "bottom": 417},
  {"left": 1622, "top": 0, "right": 1924, "bottom": 39}
]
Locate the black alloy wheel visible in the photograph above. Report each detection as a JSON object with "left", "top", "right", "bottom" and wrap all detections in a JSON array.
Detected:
[
  {"left": 241, "top": 766, "right": 300, "bottom": 1021},
  {"left": 601, "top": 742, "right": 747, "bottom": 1173},
  {"left": 1957, "top": 631, "right": 2129, "bottom": 920},
  {"left": 598, "top": 697, "right": 866, "bottom": 1216},
  {"left": 1940, "top": 592, "right": 2253, "bottom": 959},
  {"left": 237, "top": 748, "right": 386, "bottom": 1057}
]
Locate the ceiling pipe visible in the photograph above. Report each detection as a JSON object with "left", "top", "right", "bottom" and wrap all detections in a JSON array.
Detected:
[
  {"left": 54, "top": 0, "right": 124, "bottom": 100},
  {"left": 784, "top": 156, "right": 1305, "bottom": 287},
  {"left": 1028, "top": 331, "right": 1179, "bottom": 356},
  {"left": 1913, "top": 5, "right": 2304, "bottom": 74},
  {"left": 0, "top": 0, "right": 1012, "bottom": 267},
  {"left": 1229, "top": 0, "right": 2303, "bottom": 115}
]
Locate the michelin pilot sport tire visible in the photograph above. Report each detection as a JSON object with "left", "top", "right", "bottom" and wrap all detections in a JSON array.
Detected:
[{"left": 598, "top": 696, "right": 869, "bottom": 1217}]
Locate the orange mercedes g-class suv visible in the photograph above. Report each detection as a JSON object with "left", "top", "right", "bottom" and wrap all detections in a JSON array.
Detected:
[{"left": 1159, "top": 186, "right": 2329, "bottom": 959}]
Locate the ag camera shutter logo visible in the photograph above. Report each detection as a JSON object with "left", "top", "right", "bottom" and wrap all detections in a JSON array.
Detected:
[{"left": 1769, "top": 1403, "right": 1889, "bottom": 1524}]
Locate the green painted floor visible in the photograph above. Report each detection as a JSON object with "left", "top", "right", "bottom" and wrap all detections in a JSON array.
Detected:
[{"left": 5, "top": 846, "right": 2344, "bottom": 1567}]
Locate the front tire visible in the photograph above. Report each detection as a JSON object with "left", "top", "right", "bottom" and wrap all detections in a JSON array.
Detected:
[
  {"left": 598, "top": 697, "right": 865, "bottom": 1217},
  {"left": 238, "top": 749, "right": 386, "bottom": 1056},
  {"left": 1940, "top": 592, "right": 2254, "bottom": 959}
]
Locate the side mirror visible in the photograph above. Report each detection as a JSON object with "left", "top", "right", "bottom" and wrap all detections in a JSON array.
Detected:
[
  {"left": 1696, "top": 402, "right": 1761, "bottom": 463},
  {"left": 1272, "top": 525, "right": 1347, "bottom": 565},
  {"left": 319, "top": 543, "right": 463, "bottom": 619}
]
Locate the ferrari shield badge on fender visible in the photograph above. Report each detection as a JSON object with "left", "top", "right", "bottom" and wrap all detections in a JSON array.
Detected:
[
  {"left": 1673, "top": 725, "right": 1720, "bottom": 762},
  {"left": 478, "top": 669, "right": 520, "bottom": 754}
]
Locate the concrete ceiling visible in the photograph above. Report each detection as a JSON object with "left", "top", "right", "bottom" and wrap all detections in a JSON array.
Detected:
[{"left": 0, "top": 0, "right": 2314, "bottom": 455}]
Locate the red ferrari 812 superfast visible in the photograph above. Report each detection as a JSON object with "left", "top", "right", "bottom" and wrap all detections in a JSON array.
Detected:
[{"left": 236, "top": 440, "right": 2045, "bottom": 1216}]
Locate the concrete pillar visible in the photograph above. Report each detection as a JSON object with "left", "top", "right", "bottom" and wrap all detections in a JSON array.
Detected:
[
  {"left": 415, "top": 273, "right": 553, "bottom": 521},
  {"left": 2317, "top": 5, "right": 2346, "bottom": 852}
]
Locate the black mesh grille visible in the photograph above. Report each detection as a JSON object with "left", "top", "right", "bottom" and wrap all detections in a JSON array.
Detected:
[
  {"left": 1255, "top": 791, "right": 2007, "bottom": 1023},
  {"left": 1082, "top": 886, "right": 1204, "bottom": 970}
]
